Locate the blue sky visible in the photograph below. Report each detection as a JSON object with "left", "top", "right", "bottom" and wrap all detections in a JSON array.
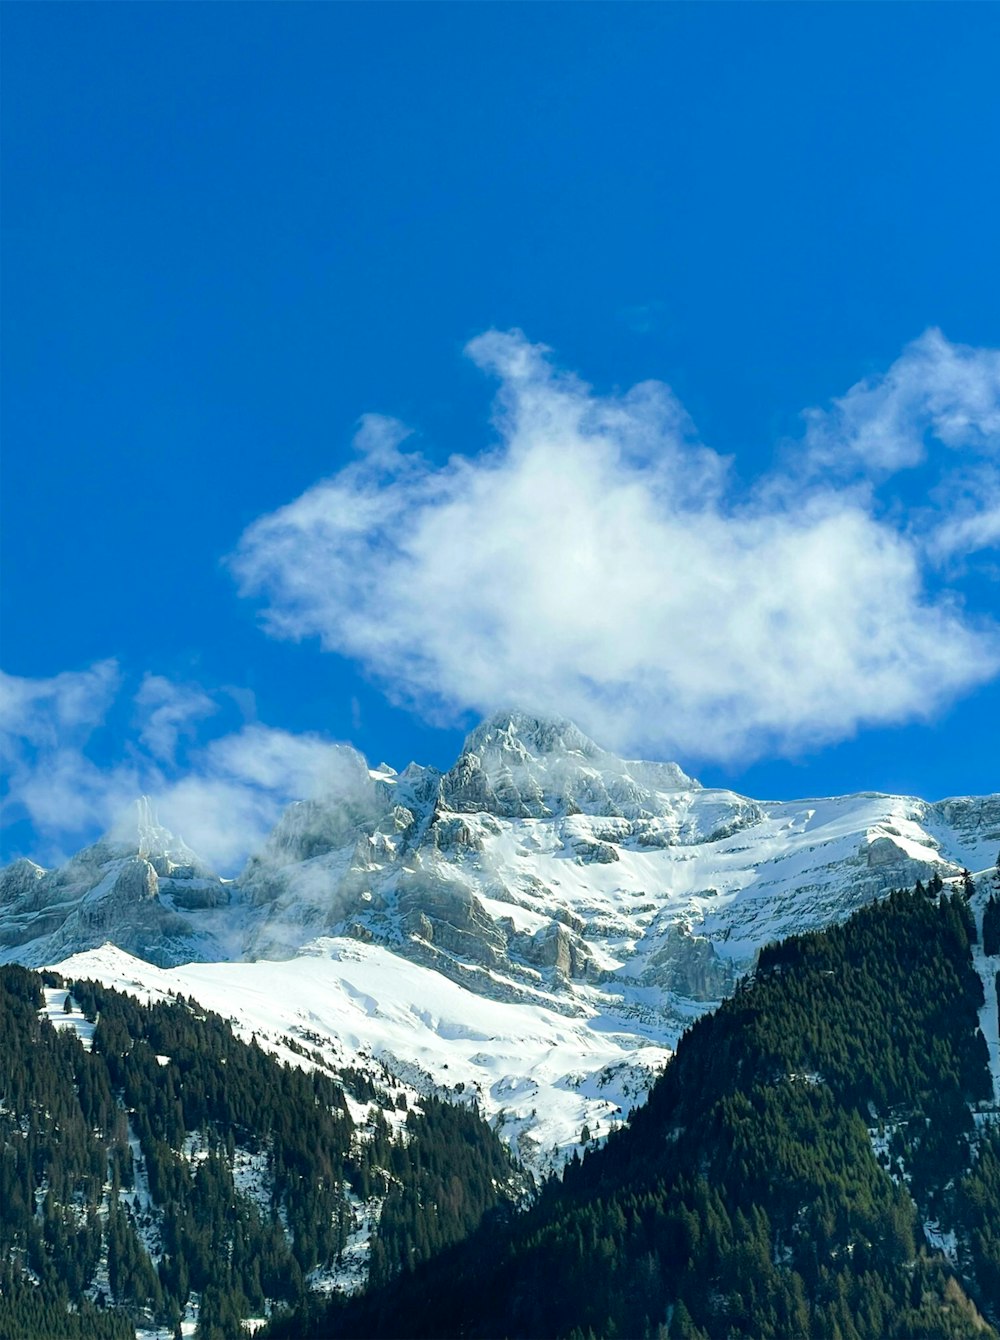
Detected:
[{"left": 2, "top": 3, "right": 998, "bottom": 869}]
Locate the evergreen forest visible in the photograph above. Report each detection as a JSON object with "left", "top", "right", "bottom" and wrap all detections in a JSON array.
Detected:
[
  {"left": 2, "top": 883, "right": 999, "bottom": 1339},
  {"left": 0, "top": 965, "right": 520, "bottom": 1339},
  {"left": 269, "top": 885, "right": 1000, "bottom": 1340}
]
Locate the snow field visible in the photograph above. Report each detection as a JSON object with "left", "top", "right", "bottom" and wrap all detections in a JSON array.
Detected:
[{"left": 53, "top": 939, "right": 671, "bottom": 1174}]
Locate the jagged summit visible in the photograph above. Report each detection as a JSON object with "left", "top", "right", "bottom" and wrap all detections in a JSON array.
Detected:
[
  {"left": 0, "top": 796, "right": 232, "bottom": 969},
  {"left": 442, "top": 709, "right": 697, "bottom": 819},
  {"left": 104, "top": 796, "right": 206, "bottom": 871},
  {"left": 6, "top": 713, "right": 998, "bottom": 985},
  {"left": 460, "top": 710, "right": 607, "bottom": 761}
]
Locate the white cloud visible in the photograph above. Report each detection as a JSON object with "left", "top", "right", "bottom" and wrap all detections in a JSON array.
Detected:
[
  {"left": 231, "top": 328, "right": 1000, "bottom": 764},
  {"left": 802, "top": 327, "right": 1000, "bottom": 475},
  {"left": 1, "top": 668, "right": 360, "bottom": 873},
  {"left": 1, "top": 662, "right": 139, "bottom": 852},
  {"left": 920, "top": 461, "right": 1000, "bottom": 567},
  {"left": 150, "top": 725, "right": 366, "bottom": 872},
  {"left": 0, "top": 660, "right": 121, "bottom": 750},
  {"left": 135, "top": 674, "right": 217, "bottom": 762},
  {"left": 6, "top": 329, "right": 999, "bottom": 868}
]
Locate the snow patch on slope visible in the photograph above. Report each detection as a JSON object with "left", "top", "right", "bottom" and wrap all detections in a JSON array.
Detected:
[
  {"left": 40, "top": 987, "right": 96, "bottom": 1050},
  {"left": 52, "top": 940, "right": 670, "bottom": 1174}
]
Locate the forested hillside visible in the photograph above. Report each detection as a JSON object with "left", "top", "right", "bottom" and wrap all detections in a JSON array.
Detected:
[
  {"left": 3, "top": 882, "right": 998, "bottom": 1340},
  {"left": 0, "top": 967, "right": 520, "bottom": 1340},
  {"left": 275, "top": 884, "right": 1000, "bottom": 1340}
]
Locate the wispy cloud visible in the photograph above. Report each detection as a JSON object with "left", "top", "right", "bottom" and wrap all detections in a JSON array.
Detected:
[
  {"left": 0, "top": 666, "right": 359, "bottom": 872},
  {"left": 231, "top": 328, "right": 1000, "bottom": 764},
  {"left": 801, "top": 328, "right": 1000, "bottom": 477},
  {"left": 134, "top": 674, "right": 217, "bottom": 763},
  {"left": 0, "top": 659, "right": 121, "bottom": 748},
  {"left": 1, "top": 661, "right": 139, "bottom": 843}
]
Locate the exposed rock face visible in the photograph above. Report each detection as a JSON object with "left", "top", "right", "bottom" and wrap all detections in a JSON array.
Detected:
[
  {"left": 0, "top": 859, "right": 49, "bottom": 915},
  {"left": 512, "top": 922, "right": 593, "bottom": 980},
  {"left": 640, "top": 925, "right": 736, "bottom": 1000},
  {"left": 159, "top": 877, "right": 230, "bottom": 911},
  {"left": 258, "top": 747, "right": 383, "bottom": 864},
  {"left": 864, "top": 835, "right": 924, "bottom": 872},
  {"left": 111, "top": 857, "right": 159, "bottom": 902},
  {"left": 571, "top": 838, "right": 620, "bottom": 864},
  {"left": 399, "top": 869, "right": 507, "bottom": 965},
  {"left": 928, "top": 795, "right": 1000, "bottom": 867},
  {"left": 0, "top": 858, "right": 68, "bottom": 948}
]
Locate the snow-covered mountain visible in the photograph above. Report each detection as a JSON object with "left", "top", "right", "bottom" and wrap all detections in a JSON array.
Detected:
[{"left": 3, "top": 711, "right": 998, "bottom": 1170}]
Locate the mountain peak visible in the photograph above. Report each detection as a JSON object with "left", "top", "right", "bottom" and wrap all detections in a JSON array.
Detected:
[
  {"left": 443, "top": 710, "right": 696, "bottom": 819},
  {"left": 106, "top": 795, "right": 172, "bottom": 851},
  {"left": 103, "top": 796, "right": 206, "bottom": 871},
  {"left": 461, "top": 711, "right": 604, "bottom": 762}
]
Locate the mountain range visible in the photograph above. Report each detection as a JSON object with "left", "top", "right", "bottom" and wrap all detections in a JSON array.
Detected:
[{"left": 2, "top": 710, "right": 998, "bottom": 1172}]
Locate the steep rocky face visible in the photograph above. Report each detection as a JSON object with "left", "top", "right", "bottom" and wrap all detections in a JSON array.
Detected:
[
  {"left": 237, "top": 754, "right": 439, "bottom": 958},
  {"left": 0, "top": 800, "right": 230, "bottom": 967},
  {"left": 927, "top": 794, "right": 1000, "bottom": 869},
  {"left": 0, "top": 858, "right": 71, "bottom": 949},
  {"left": 0, "top": 858, "right": 49, "bottom": 916},
  {"left": 253, "top": 747, "right": 386, "bottom": 867},
  {"left": 509, "top": 920, "right": 595, "bottom": 981},
  {"left": 398, "top": 867, "right": 508, "bottom": 965},
  {"left": 637, "top": 922, "right": 736, "bottom": 1000}
]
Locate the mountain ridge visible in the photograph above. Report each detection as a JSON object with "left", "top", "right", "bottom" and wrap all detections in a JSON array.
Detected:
[{"left": 2, "top": 711, "right": 998, "bottom": 1169}]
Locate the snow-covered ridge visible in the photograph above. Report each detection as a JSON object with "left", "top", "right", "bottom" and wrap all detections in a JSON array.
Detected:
[{"left": 3, "top": 709, "right": 998, "bottom": 1170}]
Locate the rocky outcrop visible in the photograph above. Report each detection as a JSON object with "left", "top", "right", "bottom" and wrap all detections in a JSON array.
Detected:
[
  {"left": 511, "top": 922, "right": 594, "bottom": 980},
  {"left": 375, "top": 805, "right": 417, "bottom": 838},
  {"left": 639, "top": 924, "right": 735, "bottom": 1000},
  {"left": 443, "top": 748, "right": 547, "bottom": 819},
  {"left": 264, "top": 797, "right": 377, "bottom": 864},
  {"left": 0, "top": 858, "right": 50, "bottom": 914},
  {"left": 930, "top": 795, "right": 1000, "bottom": 864},
  {"left": 572, "top": 838, "right": 620, "bottom": 864},
  {"left": 0, "top": 801, "right": 228, "bottom": 968},
  {"left": 0, "top": 858, "right": 68, "bottom": 949},
  {"left": 112, "top": 857, "right": 158, "bottom": 902},
  {"left": 398, "top": 869, "right": 507, "bottom": 965},
  {"left": 161, "top": 877, "right": 231, "bottom": 910},
  {"left": 431, "top": 815, "right": 498, "bottom": 852}
]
